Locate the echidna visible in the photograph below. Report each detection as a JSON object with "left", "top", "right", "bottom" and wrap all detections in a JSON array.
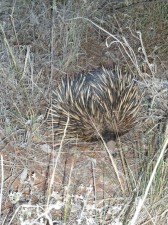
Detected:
[{"left": 48, "top": 67, "right": 141, "bottom": 141}]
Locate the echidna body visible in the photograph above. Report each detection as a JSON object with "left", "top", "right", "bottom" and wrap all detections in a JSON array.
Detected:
[{"left": 49, "top": 67, "right": 141, "bottom": 141}]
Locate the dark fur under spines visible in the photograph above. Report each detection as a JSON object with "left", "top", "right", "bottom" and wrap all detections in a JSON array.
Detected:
[{"left": 48, "top": 67, "right": 141, "bottom": 141}]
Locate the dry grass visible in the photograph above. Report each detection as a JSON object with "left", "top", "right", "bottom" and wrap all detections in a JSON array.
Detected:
[{"left": 1, "top": 0, "right": 168, "bottom": 224}]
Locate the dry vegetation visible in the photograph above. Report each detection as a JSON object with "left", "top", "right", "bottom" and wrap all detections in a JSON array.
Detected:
[{"left": 0, "top": 0, "right": 168, "bottom": 224}]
